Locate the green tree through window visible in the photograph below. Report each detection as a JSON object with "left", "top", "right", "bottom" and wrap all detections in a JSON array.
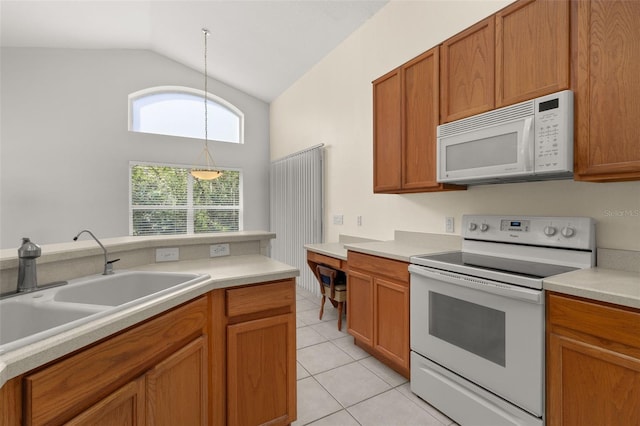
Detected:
[{"left": 130, "top": 164, "right": 241, "bottom": 235}]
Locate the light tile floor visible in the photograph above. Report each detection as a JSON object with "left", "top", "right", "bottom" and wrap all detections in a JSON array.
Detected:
[{"left": 294, "top": 285, "right": 458, "bottom": 426}]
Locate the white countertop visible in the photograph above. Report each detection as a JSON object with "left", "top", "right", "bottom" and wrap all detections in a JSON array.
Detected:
[
  {"left": 304, "top": 242, "right": 348, "bottom": 260},
  {"left": 544, "top": 267, "right": 640, "bottom": 309},
  {"left": 0, "top": 254, "right": 298, "bottom": 388},
  {"left": 306, "top": 234, "right": 639, "bottom": 311},
  {"left": 345, "top": 233, "right": 462, "bottom": 263}
]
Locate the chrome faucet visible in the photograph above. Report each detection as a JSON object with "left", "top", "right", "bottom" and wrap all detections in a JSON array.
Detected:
[
  {"left": 17, "top": 237, "right": 41, "bottom": 292},
  {"left": 73, "top": 230, "right": 119, "bottom": 275}
]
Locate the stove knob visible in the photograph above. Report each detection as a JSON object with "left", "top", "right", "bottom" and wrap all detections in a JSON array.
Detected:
[
  {"left": 480, "top": 223, "right": 489, "bottom": 232},
  {"left": 468, "top": 223, "right": 478, "bottom": 231},
  {"left": 544, "top": 226, "right": 557, "bottom": 236},
  {"left": 561, "top": 227, "right": 575, "bottom": 238}
]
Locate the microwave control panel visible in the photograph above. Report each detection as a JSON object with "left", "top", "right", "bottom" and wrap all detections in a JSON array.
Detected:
[{"left": 533, "top": 90, "right": 573, "bottom": 174}]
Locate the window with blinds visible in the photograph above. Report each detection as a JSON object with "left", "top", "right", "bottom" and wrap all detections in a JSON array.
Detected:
[{"left": 130, "top": 163, "right": 241, "bottom": 236}]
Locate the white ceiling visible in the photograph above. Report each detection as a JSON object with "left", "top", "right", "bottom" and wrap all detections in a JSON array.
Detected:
[{"left": 0, "top": 0, "right": 388, "bottom": 102}]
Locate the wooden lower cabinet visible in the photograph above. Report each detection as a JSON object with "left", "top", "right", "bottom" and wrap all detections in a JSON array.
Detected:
[
  {"left": 346, "top": 269, "right": 374, "bottom": 346},
  {"left": 546, "top": 292, "right": 640, "bottom": 425},
  {"left": 227, "top": 314, "right": 296, "bottom": 426},
  {"left": 373, "top": 277, "right": 409, "bottom": 370},
  {"left": 2, "top": 278, "right": 298, "bottom": 426},
  {"left": 66, "top": 377, "right": 146, "bottom": 426},
  {"left": 347, "top": 251, "right": 410, "bottom": 377},
  {"left": 23, "top": 297, "right": 208, "bottom": 426},
  {"left": 216, "top": 279, "right": 297, "bottom": 426},
  {"left": 146, "top": 336, "right": 208, "bottom": 425}
]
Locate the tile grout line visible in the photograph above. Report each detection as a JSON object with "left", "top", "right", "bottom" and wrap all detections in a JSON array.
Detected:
[{"left": 296, "top": 290, "right": 454, "bottom": 426}]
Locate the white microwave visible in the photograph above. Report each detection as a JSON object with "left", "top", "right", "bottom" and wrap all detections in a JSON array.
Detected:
[{"left": 437, "top": 90, "right": 573, "bottom": 185}]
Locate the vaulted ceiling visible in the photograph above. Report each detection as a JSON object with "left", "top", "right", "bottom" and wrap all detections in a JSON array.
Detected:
[{"left": 0, "top": 0, "right": 388, "bottom": 102}]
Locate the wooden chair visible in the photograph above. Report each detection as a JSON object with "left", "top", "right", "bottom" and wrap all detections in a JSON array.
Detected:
[{"left": 315, "top": 265, "right": 347, "bottom": 331}]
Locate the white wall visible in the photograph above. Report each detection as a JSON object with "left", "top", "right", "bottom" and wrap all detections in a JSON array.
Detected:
[
  {"left": 270, "top": 0, "right": 640, "bottom": 251},
  {"left": 1, "top": 47, "right": 270, "bottom": 249}
]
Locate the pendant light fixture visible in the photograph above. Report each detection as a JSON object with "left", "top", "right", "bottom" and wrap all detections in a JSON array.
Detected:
[{"left": 191, "top": 28, "right": 223, "bottom": 181}]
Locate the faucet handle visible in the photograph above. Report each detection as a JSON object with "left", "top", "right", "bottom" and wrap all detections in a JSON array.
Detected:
[{"left": 105, "top": 258, "right": 120, "bottom": 275}]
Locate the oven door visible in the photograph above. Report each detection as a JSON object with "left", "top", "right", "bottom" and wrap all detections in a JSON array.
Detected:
[{"left": 409, "top": 264, "right": 544, "bottom": 417}]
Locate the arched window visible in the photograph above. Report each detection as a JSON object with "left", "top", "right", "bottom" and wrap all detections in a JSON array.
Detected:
[{"left": 128, "top": 86, "right": 243, "bottom": 143}]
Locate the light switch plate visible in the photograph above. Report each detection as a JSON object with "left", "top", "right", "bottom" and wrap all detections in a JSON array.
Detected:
[
  {"left": 333, "top": 214, "right": 344, "bottom": 225},
  {"left": 210, "top": 243, "right": 230, "bottom": 257},
  {"left": 156, "top": 247, "right": 179, "bottom": 262}
]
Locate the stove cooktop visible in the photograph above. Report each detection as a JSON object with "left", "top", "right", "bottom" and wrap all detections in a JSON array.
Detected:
[{"left": 413, "top": 251, "right": 578, "bottom": 280}]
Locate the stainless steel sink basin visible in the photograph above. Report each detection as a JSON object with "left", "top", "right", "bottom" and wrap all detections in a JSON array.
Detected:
[
  {"left": 0, "top": 300, "right": 107, "bottom": 347},
  {"left": 54, "top": 271, "right": 207, "bottom": 306},
  {"left": 0, "top": 270, "right": 209, "bottom": 353}
]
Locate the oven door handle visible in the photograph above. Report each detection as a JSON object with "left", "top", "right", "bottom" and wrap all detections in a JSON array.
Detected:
[{"left": 409, "top": 264, "right": 543, "bottom": 304}]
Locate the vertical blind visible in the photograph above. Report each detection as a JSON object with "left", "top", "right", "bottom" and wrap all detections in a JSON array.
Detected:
[{"left": 270, "top": 144, "right": 324, "bottom": 295}]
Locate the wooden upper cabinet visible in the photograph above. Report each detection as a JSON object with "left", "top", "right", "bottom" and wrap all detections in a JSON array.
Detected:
[
  {"left": 440, "top": 16, "right": 496, "bottom": 123},
  {"left": 373, "top": 68, "right": 402, "bottom": 192},
  {"left": 496, "top": 0, "right": 570, "bottom": 107},
  {"left": 373, "top": 47, "right": 466, "bottom": 193},
  {"left": 573, "top": 0, "right": 640, "bottom": 181},
  {"left": 402, "top": 47, "right": 442, "bottom": 190}
]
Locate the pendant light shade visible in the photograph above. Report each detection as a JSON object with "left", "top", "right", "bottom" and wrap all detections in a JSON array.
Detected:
[{"left": 191, "top": 28, "right": 222, "bottom": 181}]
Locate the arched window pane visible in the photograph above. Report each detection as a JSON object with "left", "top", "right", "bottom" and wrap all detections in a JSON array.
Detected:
[{"left": 130, "top": 89, "right": 242, "bottom": 143}]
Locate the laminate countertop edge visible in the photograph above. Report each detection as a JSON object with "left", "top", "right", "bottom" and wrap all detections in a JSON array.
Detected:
[{"left": 544, "top": 267, "right": 640, "bottom": 310}]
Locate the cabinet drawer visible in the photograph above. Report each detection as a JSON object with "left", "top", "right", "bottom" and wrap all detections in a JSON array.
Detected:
[
  {"left": 24, "top": 296, "right": 208, "bottom": 426},
  {"left": 548, "top": 292, "right": 640, "bottom": 349},
  {"left": 307, "top": 251, "right": 346, "bottom": 270},
  {"left": 226, "top": 279, "right": 295, "bottom": 318},
  {"left": 348, "top": 251, "right": 409, "bottom": 283}
]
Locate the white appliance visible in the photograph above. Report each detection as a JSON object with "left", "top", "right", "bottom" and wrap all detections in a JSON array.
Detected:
[
  {"left": 410, "top": 215, "right": 596, "bottom": 426},
  {"left": 437, "top": 90, "right": 573, "bottom": 185}
]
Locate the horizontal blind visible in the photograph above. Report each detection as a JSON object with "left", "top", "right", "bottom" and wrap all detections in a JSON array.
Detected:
[
  {"left": 130, "top": 164, "right": 241, "bottom": 235},
  {"left": 270, "top": 145, "right": 323, "bottom": 296}
]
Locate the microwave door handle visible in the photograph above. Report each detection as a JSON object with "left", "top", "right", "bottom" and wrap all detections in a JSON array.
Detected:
[{"left": 521, "top": 117, "right": 534, "bottom": 172}]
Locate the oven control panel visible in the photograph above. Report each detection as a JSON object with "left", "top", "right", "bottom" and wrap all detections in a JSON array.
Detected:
[
  {"left": 500, "top": 219, "right": 530, "bottom": 232},
  {"left": 463, "top": 215, "right": 595, "bottom": 250}
]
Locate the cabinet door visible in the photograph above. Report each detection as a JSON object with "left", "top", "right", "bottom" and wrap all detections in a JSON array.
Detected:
[
  {"left": 227, "top": 313, "right": 296, "bottom": 426},
  {"left": 374, "top": 277, "right": 410, "bottom": 372},
  {"left": 573, "top": 0, "right": 640, "bottom": 181},
  {"left": 440, "top": 16, "right": 495, "bottom": 123},
  {"left": 66, "top": 377, "right": 146, "bottom": 426},
  {"left": 146, "top": 336, "right": 208, "bottom": 426},
  {"left": 547, "top": 333, "right": 640, "bottom": 425},
  {"left": 496, "top": 0, "right": 570, "bottom": 107},
  {"left": 373, "top": 68, "right": 402, "bottom": 192},
  {"left": 402, "top": 47, "right": 441, "bottom": 190},
  {"left": 347, "top": 269, "right": 374, "bottom": 346}
]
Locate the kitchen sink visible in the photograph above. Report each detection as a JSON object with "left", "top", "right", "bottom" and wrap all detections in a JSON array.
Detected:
[
  {"left": 0, "top": 300, "right": 107, "bottom": 347},
  {"left": 0, "top": 270, "right": 210, "bottom": 353},
  {"left": 54, "top": 271, "right": 207, "bottom": 306}
]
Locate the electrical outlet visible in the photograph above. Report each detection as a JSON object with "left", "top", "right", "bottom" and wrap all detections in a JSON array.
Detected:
[
  {"left": 333, "top": 214, "right": 344, "bottom": 225},
  {"left": 445, "top": 217, "right": 455, "bottom": 233},
  {"left": 357, "top": 216, "right": 362, "bottom": 226},
  {"left": 210, "top": 243, "right": 230, "bottom": 257},
  {"left": 156, "top": 247, "right": 179, "bottom": 262}
]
